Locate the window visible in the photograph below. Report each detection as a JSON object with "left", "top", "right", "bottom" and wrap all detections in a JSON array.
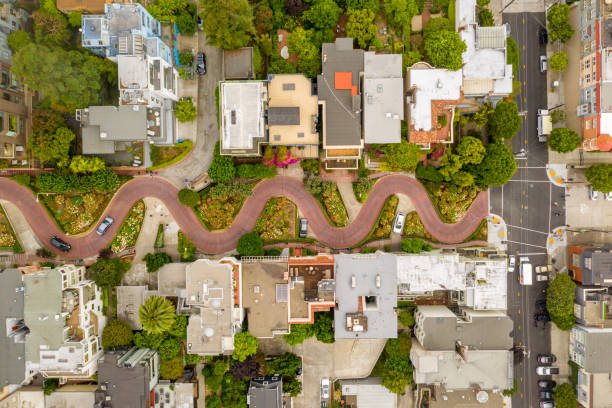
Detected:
[
  {"left": 592, "top": 57, "right": 596, "bottom": 67},
  {"left": 282, "top": 83, "right": 295, "bottom": 91},
  {"left": 8, "top": 115, "right": 17, "bottom": 133},
  {"left": 0, "top": 112, "right": 4, "bottom": 131},
  {"left": 297, "top": 132, "right": 304, "bottom": 138},
  {"left": 585, "top": 89, "right": 591, "bottom": 99},
  {"left": 591, "top": 40, "right": 596, "bottom": 50},
  {"left": 585, "top": 59, "right": 590, "bottom": 69},
  {"left": 1, "top": 71, "right": 9, "bottom": 87},
  {"left": 3, "top": 93, "right": 9, "bottom": 101},
  {"left": 592, "top": 118, "right": 597, "bottom": 128},
  {"left": 590, "top": 9, "right": 595, "bottom": 19},
  {"left": 586, "top": 73, "right": 591, "bottom": 83},
  {"left": 586, "top": 120, "right": 590, "bottom": 130}
]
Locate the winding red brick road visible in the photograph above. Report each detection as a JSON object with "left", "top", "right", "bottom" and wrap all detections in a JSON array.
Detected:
[{"left": 0, "top": 175, "right": 488, "bottom": 258}]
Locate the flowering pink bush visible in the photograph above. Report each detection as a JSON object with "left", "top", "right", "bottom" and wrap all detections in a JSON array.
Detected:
[{"left": 263, "top": 146, "right": 299, "bottom": 168}]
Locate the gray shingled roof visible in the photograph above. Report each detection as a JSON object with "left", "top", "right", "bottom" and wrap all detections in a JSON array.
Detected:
[
  {"left": 268, "top": 107, "right": 300, "bottom": 126},
  {"left": 581, "top": 329, "right": 612, "bottom": 373},
  {"left": 0, "top": 269, "right": 26, "bottom": 387},
  {"left": 248, "top": 376, "right": 282, "bottom": 408}
]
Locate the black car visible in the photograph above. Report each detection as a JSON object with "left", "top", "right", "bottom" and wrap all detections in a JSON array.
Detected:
[
  {"left": 196, "top": 52, "right": 206, "bottom": 75},
  {"left": 50, "top": 236, "right": 71, "bottom": 252},
  {"left": 538, "top": 354, "right": 557, "bottom": 364},
  {"left": 539, "top": 28, "right": 548, "bottom": 45},
  {"left": 534, "top": 312, "right": 551, "bottom": 322},
  {"left": 540, "top": 391, "right": 553, "bottom": 400},
  {"left": 538, "top": 380, "right": 557, "bottom": 389}
]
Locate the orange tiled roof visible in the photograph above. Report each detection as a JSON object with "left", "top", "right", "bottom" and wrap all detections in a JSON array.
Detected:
[{"left": 335, "top": 72, "right": 357, "bottom": 97}]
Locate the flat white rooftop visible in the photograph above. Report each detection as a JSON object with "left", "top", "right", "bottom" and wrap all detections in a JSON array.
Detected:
[
  {"left": 455, "top": 0, "right": 476, "bottom": 30},
  {"left": 221, "top": 81, "right": 266, "bottom": 150},
  {"left": 409, "top": 68, "right": 462, "bottom": 132}
]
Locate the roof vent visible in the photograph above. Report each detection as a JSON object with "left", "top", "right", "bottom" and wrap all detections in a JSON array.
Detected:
[
  {"left": 376, "top": 274, "right": 381, "bottom": 288},
  {"left": 100, "top": 132, "right": 107, "bottom": 138},
  {"left": 351, "top": 275, "right": 356, "bottom": 288},
  {"left": 436, "top": 79, "right": 443, "bottom": 88}
]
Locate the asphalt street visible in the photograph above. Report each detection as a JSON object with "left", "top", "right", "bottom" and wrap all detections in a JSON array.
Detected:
[{"left": 489, "top": 12, "right": 567, "bottom": 408}]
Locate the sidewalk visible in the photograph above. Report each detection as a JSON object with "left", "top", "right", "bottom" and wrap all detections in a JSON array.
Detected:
[
  {"left": 1, "top": 199, "right": 41, "bottom": 254},
  {"left": 336, "top": 182, "right": 362, "bottom": 222}
]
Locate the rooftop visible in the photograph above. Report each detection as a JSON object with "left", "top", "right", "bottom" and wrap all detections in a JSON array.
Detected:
[
  {"left": 363, "top": 52, "right": 404, "bottom": 144},
  {"left": 455, "top": 0, "right": 476, "bottom": 30},
  {"left": 248, "top": 376, "right": 283, "bottom": 408},
  {"left": 571, "top": 326, "right": 612, "bottom": 373},
  {"left": 340, "top": 378, "right": 397, "bottom": 408},
  {"left": 287, "top": 255, "right": 335, "bottom": 323},
  {"left": 334, "top": 253, "right": 398, "bottom": 339},
  {"left": 318, "top": 38, "right": 364, "bottom": 148},
  {"left": 0, "top": 269, "right": 26, "bottom": 387},
  {"left": 56, "top": 0, "right": 107, "bottom": 13},
  {"left": 580, "top": 247, "right": 612, "bottom": 286},
  {"left": 220, "top": 81, "right": 267, "bottom": 155},
  {"left": 116, "top": 286, "right": 147, "bottom": 330},
  {"left": 223, "top": 48, "right": 254, "bottom": 80}
]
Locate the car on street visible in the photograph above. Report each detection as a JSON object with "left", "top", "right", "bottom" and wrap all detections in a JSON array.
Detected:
[
  {"left": 536, "top": 366, "right": 559, "bottom": 375},
  {"left": 508, "top": 255, "right": 516, "bottom": 272},
  {"left": 539, "top": 28, "right": 548, "bottom": 44},
  {"left": 321, "top": 378, "right": 330, "bottom": 400},
  {"left": 196, "top": 52, "right": 206, "bottom": 75},
  {"left": 50, "top": 236, "right": 71, "bottom": 252},
  {"left": 534, "top": 312, "right": 550, "bottom": 322},
  {"left": 589, "top": 186, "right": 599, "bottom": 200},
  {"left": 538, "top": 354, "right": 557, "bottom": 364},
  {"left": 299, "top": 218, "right": 308, "bottom": 238},
  {"left": 540, "top": 391, "right": 554, "bottom": 400},
  {"left": 536, "top": 274, "right": 549, "bottom": 281},
  {"left": 96, "top": 216, "right": 114, "bottom": 236},
  {"left": 540, "top": 401, "right": 555, "bottom": 408},
  {"left": 520, "top": 257, "right": 533, "bottom": 285},
  {"left": 606, "top": 191, "right": 612, "bottom": 201},
  {"left": 393, "top": 212, "right": 406, "bottom": 234},
  {"left": 538, "top": 380, "right": 556, "bottom": 389},
  {"left": 540, "top": 56, "right": 548, "bottom": 72}
]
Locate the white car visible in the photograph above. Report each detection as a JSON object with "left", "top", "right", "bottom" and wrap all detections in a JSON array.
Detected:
[
  {"left": 393, "top": 213, "right": 406, "bottom": 234},
  {"left": 606, "top": 191, "right": 612, "bottom": 201},
  {"left": 508, "top": 255, "right": 516, "bottom": 272},
  {"left": 321, "top": 378, "right": 330, "bottom": 400},
  {"left": 536, "top": 366, "right": 559, "bottom": 375},
  {"left": 590, "top": 187, "right": 599, "bottom": 200},
  {"left": 536, "top": 274, "right": 549, "bottom": 281}
]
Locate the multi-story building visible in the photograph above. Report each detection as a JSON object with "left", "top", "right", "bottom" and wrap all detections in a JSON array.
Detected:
[
  {"left": 568, "top": 245, "right": 612, "bottom": 285},
  {"left": 574, "top": 286, "right": 612, "bottom": 328},
  {"left": 0, "top": 0, "right": 31, "bottom": 165},
  {"left": 23, "top": 265, "right": 106, "bottom": 382},
  {"left": 576, "top": 0, "right": 612, "bottom": 151},
  {"left": 0, "top": 268, "right": 26, "bottom": 397}
]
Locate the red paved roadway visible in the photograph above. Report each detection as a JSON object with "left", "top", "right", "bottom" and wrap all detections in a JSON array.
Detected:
[{"left": 0, "top": 175, "right": 488, "bottom": 258}]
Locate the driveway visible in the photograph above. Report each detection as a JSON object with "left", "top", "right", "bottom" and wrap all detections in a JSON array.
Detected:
[{"left": 158, "top": 32, "right": 222, "bottom": 187}]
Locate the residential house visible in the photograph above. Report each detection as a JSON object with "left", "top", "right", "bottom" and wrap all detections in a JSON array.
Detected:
[
  {"left": 96, "top": 348, "right": 160, "bottom": 408},
  {"left": 576, "top": 0, "right": 612, "bottom": 151},
  {"left": 116, "top": 285, "right": 148, "bottom": 330},
  {"left": 287, "top": 254, "right": 335, "bottom": 324},
  {"left": 153, "top": 381, "right": 195, "bottom": 408},
  {"left": 0, "top": 385, "right": 98, "bottom": 408},
  {"left": 317, "top": 38, "right": 364, "bottom": 169},
  {"left": 334, "top": 252, "right": 398, "bottom": 339},
  {"left": 340, "top": 378, "right": 397, "bottom": 408},
  {"left": 267, "top": 73, "right": 319, "bottom": 159},
  {"left": 57, "top": 0, "right": 126, "bottom": 14},
  {"left": 396, "top": 249, "right": 508, "bottom": 310},
  {"left": 0, "top": 387, "right": 44, "bottom": 408},
  {"left": 569, "top": 245, "right": 612, "bottom": 285},
  {"left": 219, "top": 81, "right": 268, "bottom": 156},
  {"left": 247, "top": 376, "right": 282, "bottom": 408},
  {"left": 363, "top": 52, "right": 404, "bottom": 144},
  {"left": 224, "top": 47, "right": 254, "bottom": 80},
  {"left": 406, "top": 65, "right": 462, "bottom": 147},
  {"left": 574, "top": 286, "right": 612, "bottom": 328},
  {"left": 0, "top": 0, "right": 32, "bottom": 165},
  {"left": 456, "top": 0, "right": 513, "bottom": 99},
  {"left": 23, "top": 265, "right": 106, "bottom": 382},
  {"left": 569, "top": 325, "right": 612, "bottom": 408},
  {"left": 0, "top": 269, "right": 26, "bottom": 394},
  {"left": 181, "top": 258, "right": 242, "bottom": 356}
]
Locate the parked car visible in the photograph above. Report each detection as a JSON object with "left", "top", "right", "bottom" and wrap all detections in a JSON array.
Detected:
[
  {"left": 50, "top": 236, "right": 71, "bottom": 252},
  {"left": 540, "top": 391, "right": 554, "bottom": 400},
  {"left": 539, "top": 28, "right": 548, "bottom": 44},
  {"left": 536, "top": 366, "right": 559, "bottom": 375},
  {"left": 508, "top": 255, "right": 516, "bottom": 272},
  {"left": 196, "top": 52, "right": 206, "bottom": 75},
  {"left": 534, "top": 312, "right": 551, "bottom": 322},
  {"left": 96, "top": 216, "right": 114, "bottom": 236},
  {"left": 606, "top": 191, "right": 612, "bottom": 201},
  {"left": 540, "top": 401, "right": 555, "bottom": 408},
  {"left": 299, "top": 218, "right": 308, "bottom": 238},
  {"left": 538, "top": 354, "right": 557, "bottom": 364},
  {"left": 321, "top": 378, "right": 330, "bottom": 400},
  {"left": 540, "top": 56, "right": 548, "bottom": 73},
  {"left": 538, "top": 380, "right": 557, "bottom": 389},
  {"left": 537, "top": 274, "right": 549, "bottom": 281},
  {"left": 393, "top": 212, "right": 406, "bottom": 234},
  {"left": 197, "top": 16, "right": 203, "bottom": 31},
  {"left": 589, "top": 186, "right": 599, "bottom": 200}
]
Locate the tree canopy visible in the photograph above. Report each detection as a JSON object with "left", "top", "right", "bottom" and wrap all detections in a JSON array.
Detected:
[
  {"left": 488, "top": 100, "right": 522, "bottom": 141},
  {"left": 346, "top": 8, "right": 378, "bottom": 49},
  {"left": 546, "top": 274, "right": 576, "bottom": 331},
  {"left": 208, "top": 149, "right": 236, "bottom": 183},
  {"left": 554, "top": 383, "right": 577, "bottom": 408},
  {"left": 283, "top": 322, "right": 315, "bottom": 346},
  {"left": 586, "top": 164, "right": 612, "bottom": 194},
  {"left": 423, "top": 30, "right": 466, "bottom": 71},
  {"left": 139, "top": 296, "right": 176, "bottom": 334},
  {"left": 267, "top": 353, "right": 301, "bottom": 377},
  {"left": 88, "top": 258, "right": 131, "bottom": 288},
  {"left": 178, "top": 188, "right": 200, "bottom": 207},
  {"left": 401, "top": 238, "right": 433, "bottom": 253},
  {"left": 232, "top": 331, "right": 258, "bottom": 362},
  {"left": 550, "top": 51, "right": 568, "bottom": 72},
  {"left": 200, "top": 0, "right": 254, "bottom": 50},
  {"left": 384, "top": 0, "right": 418, "bottom": 32},
  {"left": 69, "top": 156, "right": 105, "bottom": 174},
  {"left": 160, "top": 356, "right": 184, "bottom": 380},
  {"left": 548, "top": 128, "right": 582, "bottom": 153},
  {"left": 286, "top": 27, "right": 322, "bottom": 78},
  {"left": 303, "top": 0, "right": 342, "bottom": 30},
  {"left": 143, "top": 252, "right": 172, "bottom": 273},
  {"left": 547, "top": 4, "right": 574, "bottom": 43},
  {"left": 314, "top": 311, "right": 335, "bottom": 343},
  {"left": 237, "top": 232, "right": 264, "bottom": 256},
  {"left": 381, "top": 142, "right": 423, "bottom": 172},
  {"left": 175, "top": 97, "right": 197, "bottom": 122},
  {"left": 467, "top": 142, "right": 517, "bottom": 186},
  {"left": 102, "top": 319, "right": 133, "bottom": 349},
  {"left": 456, "top": 136, "right": 486, "bottom": 165}
]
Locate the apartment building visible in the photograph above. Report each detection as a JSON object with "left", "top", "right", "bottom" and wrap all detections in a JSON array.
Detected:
[
  {"left": 569, "top": 245, "right": 612, "bottom": 285},
  {"left": 574, "top": 286, "right": 612, "bottom": 328},
  {"left": 0, "top": 268, "right": 26, "bottom": 396},
  {"left": 576, "top": 0, "right": 612, "bottom": 151},
  {"left": 23, "top": 265, "right": 106, "bottom": 382}
]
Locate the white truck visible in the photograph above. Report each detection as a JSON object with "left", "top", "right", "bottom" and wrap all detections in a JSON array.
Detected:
[
  {"left": 520, "top": 257, "right": 533, "bottom": 285},
  {"left": 537, "top": 109, "right": 552, "bottom": 142}
]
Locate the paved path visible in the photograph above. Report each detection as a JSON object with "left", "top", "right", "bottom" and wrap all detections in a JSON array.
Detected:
[{"left": 0, "top": 175, "right": 488, "bottom": 258}]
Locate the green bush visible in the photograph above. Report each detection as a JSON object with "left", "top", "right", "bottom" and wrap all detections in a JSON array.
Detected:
[
  {"left": 237, "top": 232, "right": 264, "bottom": 256},
  {"left": 102, "top": 319, "right": 133, "bottom": 349},
  {"left": 314, "top": 311, "right": 335, "bottom": 343},
  {"left": 416, "top": 163, "right": 443, "bottom": 182},
  {"left": 232, "top": 331, "right": 258, "bottom": 362},
  {"left": 169, "top": 314, "right": 188, "bottom": 339},
  {"left": 283, "top": 323, "right": 315, "bottom": 346},
  {"left": 186, "top": 354, "right": 203, "bottom": 365},
  {"left": 399, "top": 310, "right": 415, "bottom": 327},
  {"left": 437, "top": 114, "right": 448, "bottom": 127},
  {"left": 205, "top": 395, "right": 221, "bottom": 408},
  {"left": 548, "top": 128, "right": 582, "bottom": 153},
  {"left": 178, "top": 188, "right": 200, "bottom": 207},
  {"left": 175, "top": 97, "right": 197, "bottom": 123},
  {"left": 208, "top": 147, "right": 236, "bottom": 183},
  {"left": 300, "top": 159, "right": 321, "bottom": 175},
  {"left": 143, "top": 252, "right": 172, "bottom": 273},
  {"left": 478, "top": 8, "right": 494, "bottom": 26},
  {"left": 586, "top": 164, "right": 612, "bottom": 193},
  {"left": 158, "top": 337, "right": 181, "bottom": 360},
  {"left": 160, "top": 356, "right": 184, "bottom": 380},
  {"left": 547, "top": 274, "right": 576, "bottom": 330},
  {"left": 11, "top": 174, "right": 31, "bottom": 186},
  {"left": 178, "top": 51, "right": 193, "bottom": 66},
  {"left": 236, "top": 163, "right": 276, "bottom": 179},
  {"left": 550, "top": 51, "right": 568, "bottom": 72},
  {"left": 401, "top": 238, "right": 433, "bottom": 253}
]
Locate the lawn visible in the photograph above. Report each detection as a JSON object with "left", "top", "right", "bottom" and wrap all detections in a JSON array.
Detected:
[
  {"left": 147, "top": 140, "right": 193, "bottom": 171},
  {"left": 109, "top": 200, "right": 145, "bottom": 253},
  {"left": 402, "top": 211, "right": 437, "bottom": 242},
  {"left": 370, "top": 195, "right": 399, "bottom": 240},
  {"left": 318, "top": 183, "right": 348, "bottom": 227},
  {"left": 195, "top": 184, "right": 251, "bottom": 230},
  {"left": 177, "top": 230, "right": 196, "bottom": 261},
  {"left": 41, "top": 192, "right": 114, "bottom": 235},
  {"left": 421, "top": 181, "right": 480, "bottom": 223},
  {"left": 0, "top": 205, "right": 22, "bottom": 252},
  {"left": 254, "top": 197, "right": 297, "bottom": 241}
]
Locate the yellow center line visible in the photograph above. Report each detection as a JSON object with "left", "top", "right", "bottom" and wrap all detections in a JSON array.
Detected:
[{"left": 518, "top": 308, "right": 521, "bottom": 314}]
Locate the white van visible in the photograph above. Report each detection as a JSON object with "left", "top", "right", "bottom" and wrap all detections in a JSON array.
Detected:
[{"left": 520, "top": 257, "right": 533, "bottom": 285}]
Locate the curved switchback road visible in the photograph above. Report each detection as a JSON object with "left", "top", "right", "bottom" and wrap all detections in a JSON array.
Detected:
[{"left": 0, "top": 175, "right": 489, "bottom": 258}]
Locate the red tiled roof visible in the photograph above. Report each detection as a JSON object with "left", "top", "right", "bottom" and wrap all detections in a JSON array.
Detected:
[{"left": 335, "top": 72, "right": 357, "bottom": 97}]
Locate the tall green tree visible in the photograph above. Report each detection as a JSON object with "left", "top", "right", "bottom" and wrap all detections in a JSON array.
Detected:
[
  {"left": 303, "top": 0, "right": 342, "bottom": 30},
  {"left": 550, "top": 51, "right": 568, "bottom": 72},
  {"left": 200, "top": 0, "right": 254, "bottom": 50},
  {"left": 174, "top": 97, "right": 197, "bottom": 122},
  {"left": 384, "top": 0, "right": 418, "bottom": 32},
  {"left": 29, "top": 125, "right": 75, "bottom": 167},
  {"left": 102, "top": 319, "right": 134, "bottom": 349},
  {"left": 69, "top": 156, "right": 105, "bottom": 174},
  {"left": 548, "top": 127, "right": 581, "bottom": 153},
  {"left": 237, "top": 232, "right": 264, "bottom": 256},
  {"left": 267, "top": 353, "right": 301, "bottom": 377},
  {"left": 33, "top": 9, "right": 70, "bottom": 46},
  {"left": 160, "top": 356, "right": 184, "bottom": 380},
  {"left": 381, "top": 142, "right": 423, "bottom": 172},
  {"left": 283, "top": 323, "right": 315, "bottom": 346},
  {"left": 423, "top": 30, "right": 466, "bottom": 71},
  {"left": 554, "top": 383, "right": 577, "bottom": 408},
  {"left": 488, "top": 100, "right": 522, "bottom": 141},
  {"left": 232, "top": 331, "right": 258, "bottom": 362},
  {"left": 346, "top": 0, "right": 380, "bottom": 11},
  {"left": 586, "top": 164, "right": 612, "bottom": 194},
  {"left": 467, "top": 142, "right": 517, "bottom": 186},
  {"left": 546, "top": 274, "right": 576, "bottom": 331},
  {"left": 7, "top": 30, "right": 32, "bottom": 53},
  {"left": 139, "top": 296, "right": 176, "bottom": 334},
  {"left": 346, "top": 8, "right": 378, "bottom": 49},
  {"left": 314, "top": 311, "right": 335, "bottom": 343},
  {"left": 88, "top": 258, "right": 131, "bottom": 288},
  {"left": 547, "top": 4, "right": 574, "bottom": 43},
  {"left": 287, "top": 27, "right": 321, "bottom": 79},
  {"left": 456, "top": 136, "right": 486, "bottom": 165},
  {"left": 146, "top": 0, "right": 187, "bottom": 22}
]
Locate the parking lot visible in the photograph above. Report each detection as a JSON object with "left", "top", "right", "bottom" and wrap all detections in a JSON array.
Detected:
[{"left": 566, "top": 184, "right": 612, "bottom": 230}]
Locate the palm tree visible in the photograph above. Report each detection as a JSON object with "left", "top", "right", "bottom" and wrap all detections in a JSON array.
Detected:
[{"left": 139, "top": 296, "right": 176, "bottom": 334}]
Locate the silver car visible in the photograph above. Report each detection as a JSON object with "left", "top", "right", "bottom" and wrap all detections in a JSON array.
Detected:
[
  {"left": 589, "top": 187, "right": 599, "bottom": 200},
  {"left": 393, "top": 213, "right": 406, "bottom": 234},
  {"left": 96, "top": 217, "right": 114, "bottom": 236}
]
